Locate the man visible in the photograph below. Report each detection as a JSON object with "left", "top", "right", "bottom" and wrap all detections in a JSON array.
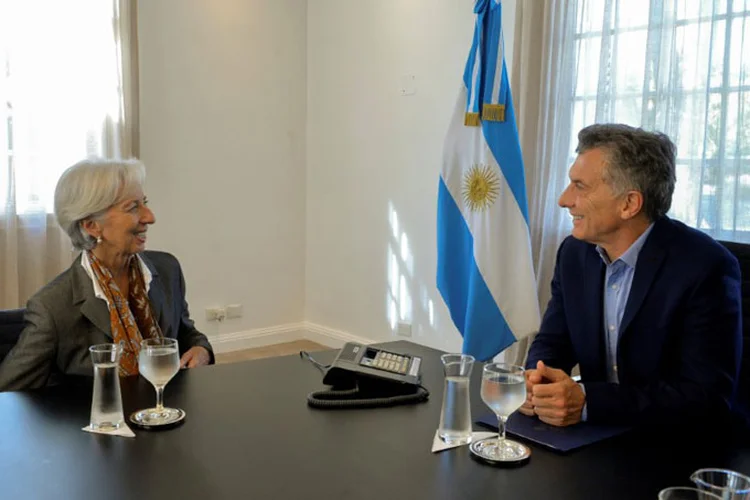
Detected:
[{"left": 521, "top": 124, "right": 742, "bottom": 427}]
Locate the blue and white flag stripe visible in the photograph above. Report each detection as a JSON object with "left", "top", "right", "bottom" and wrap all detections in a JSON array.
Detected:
[
  {"left": 483, "top": 7, "right": 508, "bottom": 110},
  {"left": 464, "top": 15, "right": 482, "bottom": 116},
  {"left": 437, "top": 0, "right": 539, "bottom": 362}
]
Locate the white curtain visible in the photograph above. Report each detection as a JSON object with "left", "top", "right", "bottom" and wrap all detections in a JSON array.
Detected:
[
  {"left": 571, "top": 0, "right": 750, "bottom": 242},
  {"left": 504, "top": 0, "right": 579, "bottom": 366},
  {"left": 0, "top": 0, "right": 138, "bottom": 309},
  {"left": 505, "top": 0, "right": 750, "bottom": 365}
]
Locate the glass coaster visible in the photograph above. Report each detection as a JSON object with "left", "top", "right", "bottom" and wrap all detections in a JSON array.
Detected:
[
  {"left": 129, "top": 407, "right": 186, "bottom": 430},
  {"left": 469, "top": 436, "right": 531, "bottom": 466}
]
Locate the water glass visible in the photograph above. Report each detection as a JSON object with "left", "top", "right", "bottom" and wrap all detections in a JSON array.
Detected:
[
  {"left": 658, "top": 487, "right": 723, "bottom": 500},
  {"left": 438, "top": 353, "right": 475, "bottom": 445},
  {"left": 131, "top": 337, "right": 184, "bottom": 427},
  {"left": 89, "top": 343, "right": 124, "bottom": 430},
  {"left": 691, "top": 468, "right": 750, "bottom": 499},
  {"left": 480, "top": 363, "right": 527, "bottom": 460}
]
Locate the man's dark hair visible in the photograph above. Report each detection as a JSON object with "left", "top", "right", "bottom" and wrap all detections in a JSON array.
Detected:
[{"left": 576, "top": 124, "right": 677, "bottom": 221}]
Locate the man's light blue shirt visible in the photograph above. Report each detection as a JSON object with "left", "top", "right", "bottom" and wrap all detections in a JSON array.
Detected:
[{"left": 580, "top": 223, "right": 654, "bottom": 420}]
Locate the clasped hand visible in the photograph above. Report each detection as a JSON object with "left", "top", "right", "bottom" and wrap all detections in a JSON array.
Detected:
[
  {"left": 179, "top": 346, "right": 211, "bottom": 369},
  {"left": 518, "top": 360, "right": 585, "bottom": 427}
]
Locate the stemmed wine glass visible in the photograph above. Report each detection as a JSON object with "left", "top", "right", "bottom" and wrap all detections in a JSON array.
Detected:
[
  {"left": 130, "top": 337, "right": 185, "bottom": 427},
  {"left": 478, "top": 363, "right": 530, "bottom": 461}
]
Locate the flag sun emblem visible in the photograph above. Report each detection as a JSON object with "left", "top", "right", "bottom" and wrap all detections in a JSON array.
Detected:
[{"left": 462, "top": 163, "right": 500, "bottom": 212}]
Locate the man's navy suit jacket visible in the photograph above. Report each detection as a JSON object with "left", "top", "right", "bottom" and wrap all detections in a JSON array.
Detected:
[{"left": 526, "top": 216, "right": 742, "bottom": 425}]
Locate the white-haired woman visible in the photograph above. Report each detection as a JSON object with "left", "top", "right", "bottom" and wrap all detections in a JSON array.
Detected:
[{"left": 0, "top": 159, "right": 213, "bottom": 391}]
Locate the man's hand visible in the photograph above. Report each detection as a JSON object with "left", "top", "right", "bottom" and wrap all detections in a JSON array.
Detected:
[
  {"left": 530, "top": 361, "right": 585, "bottom": 427},
  {"left": 519, "top": 365, "right": 544, "bottom": 416},
  {"left": 180, "top": 346, "right": 211, "bottom": 369}
]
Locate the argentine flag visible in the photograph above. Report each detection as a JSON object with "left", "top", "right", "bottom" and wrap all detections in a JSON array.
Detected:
[{"left": 437, "top": 0, "right": 540, "bottom": 362}]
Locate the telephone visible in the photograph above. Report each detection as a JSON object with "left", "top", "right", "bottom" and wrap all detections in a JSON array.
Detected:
[{"left": 303, "top": 342, "right": 430, "bottom": 409}]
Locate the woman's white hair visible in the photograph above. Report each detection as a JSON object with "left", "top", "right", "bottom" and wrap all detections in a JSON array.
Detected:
[{"left": 54, "top": 158, "right": 146, "bottom": 250}]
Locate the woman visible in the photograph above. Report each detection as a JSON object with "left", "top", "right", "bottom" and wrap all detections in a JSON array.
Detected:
[{"left": 0, "top": 159, "right": 213, "bottom": 391}]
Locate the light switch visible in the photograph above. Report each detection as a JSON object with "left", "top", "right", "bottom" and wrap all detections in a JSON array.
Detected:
[{"left": 400, "top": 74, "right": 416, "bottom": 96}]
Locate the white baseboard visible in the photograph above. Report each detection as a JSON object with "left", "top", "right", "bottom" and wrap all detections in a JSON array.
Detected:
[
  {"left": 209, "top": 323, "right": 307, "bottom": 354},
  {"left": 209, "top": 321, "right": 375, "bottom": 354},
  {"left": 302, "top": 322, "right": 375, "bottom": 348}
]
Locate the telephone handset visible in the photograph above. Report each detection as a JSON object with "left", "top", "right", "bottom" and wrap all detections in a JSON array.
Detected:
[{"left": 305, "top": 342, "right": 429, "bottom": 409}]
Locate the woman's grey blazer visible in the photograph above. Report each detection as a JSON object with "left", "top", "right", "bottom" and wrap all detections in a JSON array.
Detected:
[{"left": 0, "top": 251, "right": 214, "bottom": 391}]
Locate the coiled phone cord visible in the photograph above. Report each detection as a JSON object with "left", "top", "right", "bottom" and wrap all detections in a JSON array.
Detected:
[
  {"left": 306, "top": 384, "right": 429, "bottom": 409},
  {"left": 300, "top": 351, "right": 430, "bottom": 409}
]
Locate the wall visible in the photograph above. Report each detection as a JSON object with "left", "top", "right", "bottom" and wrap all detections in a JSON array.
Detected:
[
  {"left": 305, "top": 0, "right": 517, "bottom": 352},
  {"left": 137, "top": 0, "right": 517, "bottom": 353},
  {"left": 138, "top": 0, "right": 308, "bottom": 342}
]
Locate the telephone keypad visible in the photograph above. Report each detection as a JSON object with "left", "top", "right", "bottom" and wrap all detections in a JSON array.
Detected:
[{"left": 371, "top": 351, "right": 409, "bottom": 374}]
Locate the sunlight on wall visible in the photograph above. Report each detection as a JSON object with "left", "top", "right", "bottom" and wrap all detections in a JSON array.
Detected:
[
  {"left": 421, "top": 286, "right": 435, "bottom": 327},
  {"left": 387, "top": 203, "right": 408, "bottom": 332},
  {"left": 387, "top": 201, "right": 436, "bottom": 338}
]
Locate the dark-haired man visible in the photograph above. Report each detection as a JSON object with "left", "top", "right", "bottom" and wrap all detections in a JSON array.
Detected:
[{"left": 521, "top": 124, "right": 742, "bottom": 428}]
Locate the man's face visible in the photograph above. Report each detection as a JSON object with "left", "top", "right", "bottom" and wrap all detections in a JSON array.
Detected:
[{"left": 558, "top": 148, "right": 626, "bottom": 246}]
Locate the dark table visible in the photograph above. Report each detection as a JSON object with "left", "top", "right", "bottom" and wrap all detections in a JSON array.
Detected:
[{"left": 1, "top": 341, "right": 749, "bottom": 499}]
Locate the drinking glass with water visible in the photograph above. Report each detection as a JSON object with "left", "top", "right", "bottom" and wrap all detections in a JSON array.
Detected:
[
  {"left": 690, "top": 468, "right": 750, "bottom": 499},
  {"left": 129, "top": 337, "right": 186, "bottom": 428},
  {"left": 438, "top": 353, "right": 475, "bottom": 445},
  {"left": 479, "top": 363, "right": 528, "bottom": 460},
  {"left": 89, "top": 344, "right": 125, "bottom": 430}
]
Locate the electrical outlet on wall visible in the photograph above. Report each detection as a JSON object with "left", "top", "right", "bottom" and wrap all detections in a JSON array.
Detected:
[
  {"left": 205, "top": 307, "right": 227, "bottom": 322},
  {"left": 397, "top": 322, "right": 412, "bottom": 337},
  {"left": 226, "top": 304, "right": 243, "bottom": 319}
]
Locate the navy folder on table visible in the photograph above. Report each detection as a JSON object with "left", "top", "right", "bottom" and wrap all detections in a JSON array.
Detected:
[{"left": 476, "top": 413, "right": 631, "bottom": 453}]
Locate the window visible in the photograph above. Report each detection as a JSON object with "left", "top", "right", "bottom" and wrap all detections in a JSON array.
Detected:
[
  {"left": 570, "top": 0, "right": 750, "bottom": 240},
  {"left": 0, "top": 0, "right": 125, "bottom": 215}
]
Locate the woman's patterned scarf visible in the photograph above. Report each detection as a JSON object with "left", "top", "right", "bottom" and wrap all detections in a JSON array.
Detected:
[{"left": 87, "top": 251, "right": 163, "bottom": 376}]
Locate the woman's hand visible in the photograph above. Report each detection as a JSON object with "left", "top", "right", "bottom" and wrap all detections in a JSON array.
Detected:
[{"left": 180, "top": 346, "right": 211, "bottom": 368}]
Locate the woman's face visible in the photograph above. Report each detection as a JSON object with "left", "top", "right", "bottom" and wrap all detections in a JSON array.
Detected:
[{"left": 94, "top": 185, "right": 156, "bottom": 257}]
